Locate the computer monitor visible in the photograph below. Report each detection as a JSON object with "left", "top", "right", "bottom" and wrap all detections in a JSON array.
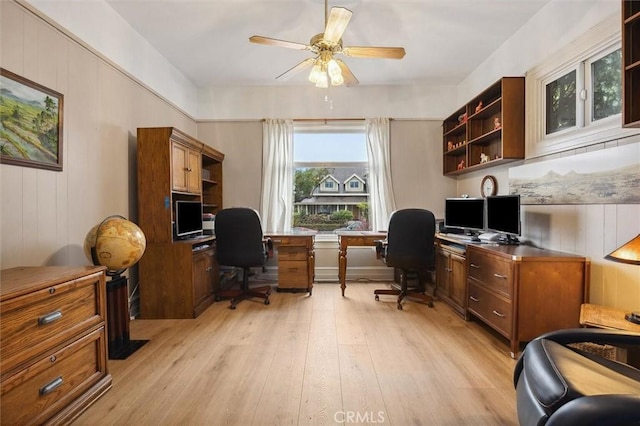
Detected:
[
  {"left": 486, "top": 194, "right": 521, "bottom": 243},
  {"left": 175, "top": 200, "right": 203, "bottom": 239},
  {"left": 444, "top": 198, "right": 485, "bottom": 238}
]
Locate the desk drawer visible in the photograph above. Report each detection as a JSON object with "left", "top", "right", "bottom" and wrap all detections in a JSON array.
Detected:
[
  {"left": 278, "top": 260, "right": 309, "bottom": 288},
  {"left": 271, "top": 236, "right": 309, "bottom": 247},
  {"left": 278, "top": 246, "right": 308, "bottom": 261},
  {"left": 0, "top": 327, "right": 107, "bottom": 426},
  {"left": 468, "top": 283, "right": 512, "bottom": 338},
  {"left": 467, "top": 250, "right": 512, "bottom": 298},
  {"left": 0, "top": 273, "right": 103, "bottom": 375}
]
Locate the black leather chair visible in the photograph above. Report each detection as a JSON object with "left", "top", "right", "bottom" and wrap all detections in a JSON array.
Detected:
[
  {"left": 514, "top": 328, "right": 640, "bottom": 426},
  {"left": 374, "top": 208, "right": 436, "bottom": 310},
  {"left": 214, "top": 208, "right": 273, "bottom": 310}
]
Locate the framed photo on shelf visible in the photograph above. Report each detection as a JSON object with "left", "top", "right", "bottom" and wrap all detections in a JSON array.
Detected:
[{"left": 0, "top": 68, "right": 64, "bottom": 171}]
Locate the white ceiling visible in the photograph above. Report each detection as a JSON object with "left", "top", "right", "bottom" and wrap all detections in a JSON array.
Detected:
[{"left": 104, "top": 0, "right": 551, "bottom": 89}]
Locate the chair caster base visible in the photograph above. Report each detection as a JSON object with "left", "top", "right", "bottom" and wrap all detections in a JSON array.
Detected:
[
  {"left": 375, "top": 295, "right": 380, "bottom": 301},
  {"left": 397, "top": 303, "right": 403, "bottom": 310}
]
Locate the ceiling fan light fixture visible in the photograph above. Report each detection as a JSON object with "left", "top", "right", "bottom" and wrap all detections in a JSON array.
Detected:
[
  {"left": 308, "top": 63, "right": 323, "bottom": 83},
  {"left": 315, "top": 66, "right": 329, "bottom": 88}
]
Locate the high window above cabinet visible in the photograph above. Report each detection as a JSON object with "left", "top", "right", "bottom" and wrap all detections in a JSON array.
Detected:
[
  {"left": 623, "top": 0, "right": 640, "bottom": 128},
  {"left": 442, "top": 77, "right": 525, "bottom": 175}
]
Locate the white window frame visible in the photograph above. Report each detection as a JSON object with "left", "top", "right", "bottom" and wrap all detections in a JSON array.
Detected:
[
  {"left": 292, "top": 120, "right": 368, "bottom": 239},
  {"left": 526, "top": 14, "right": 636, "bottom": 158}
]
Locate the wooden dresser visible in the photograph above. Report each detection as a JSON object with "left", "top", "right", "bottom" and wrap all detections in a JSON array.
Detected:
[
  {"left": 466, "top": 245, "right": 590, "bottom": 357},
  {"left": 0, "top": 266, "right": 112, "bottom": 425}
]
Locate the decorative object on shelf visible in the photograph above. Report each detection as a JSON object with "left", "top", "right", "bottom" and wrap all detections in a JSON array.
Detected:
[
  {"left": 458, "top": 112, "right": 468, "bottom": 124},
  {"left": 481, "top": 175, "right": 497, "bottom": 197},
  {"left": 604, "top": 233, "right": 640, "bottom": 324},
  {"left": 448, "top": 141, "right": 453, "bottom": 150},
  {"left": 480, "top": 153, "right": 489, "bottom": 164},
  {"left": 84, "top": 215, "right": 149, "bottom": 359},
  {"left": 457, "top": 159, "right": 465, "bottom": 170},
  {"left": 475, "top": 101, "right": 483, "bottom": 113},
  {"left": 0, "top": 68, "right": 63, "bottom": 171},
  {"left": 494, "top": 117, "right": 501, "bottom": 129}
]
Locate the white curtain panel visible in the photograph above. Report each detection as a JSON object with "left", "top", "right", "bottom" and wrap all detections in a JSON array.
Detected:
[
  {"left": 260, "top": 119, "right": 294, "bottom": 233},
  {"left": 365, "top": 118, "right": 396, "bottom": 232}
]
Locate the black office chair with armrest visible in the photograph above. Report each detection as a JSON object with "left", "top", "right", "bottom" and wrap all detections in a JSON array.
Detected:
[
  {"left": 514, "top": 328, "right": 640, "bottom": 426},
  {"left": 214, "top": 207, "right": 273, "bottom": 310},
  {"left": 374, "top": 208, "right": 436, "bottom": 310}
]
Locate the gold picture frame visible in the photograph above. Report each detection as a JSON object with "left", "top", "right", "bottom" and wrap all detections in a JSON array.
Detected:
[{"left": 0, "top": 68, "right": 64, "bottom": 171}]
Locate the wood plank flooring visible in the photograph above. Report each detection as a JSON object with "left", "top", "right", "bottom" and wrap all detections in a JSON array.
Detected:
[{"left": 75, "top": 283, "right": 518, "bottom": 425}]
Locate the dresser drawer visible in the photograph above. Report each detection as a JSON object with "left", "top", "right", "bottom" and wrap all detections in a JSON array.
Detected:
[
  {"left": 467, "top": 250, "right": 512, "bottom": 298},
  {"left": 0, "top": 327, "right": 108, "bottom": 426},
  {"left": 278, "top": 246, "right": 308, "bottom": 261},
  {"left": 278, "top": 260, "right": 309, "bottom": 288},
  {"left": 468, "top": 283, "right": 512, "bottom": 338},
  {"left": 0, "top": 273, "right": 104, "bottom": 375}
]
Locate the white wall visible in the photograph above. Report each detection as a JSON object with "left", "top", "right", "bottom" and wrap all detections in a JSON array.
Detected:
[
  {"left": 454, "top": 0, "right": 640, "bottom": 311},
  {"left": 0, "top": 1, "right": 196, "bottom": 272}
]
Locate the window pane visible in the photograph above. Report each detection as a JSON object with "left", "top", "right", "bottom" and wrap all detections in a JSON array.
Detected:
[
  {"left": 592, "top": 49, "right": 621, "bottom": 121},
  {"left": 546, "top": 70, "right": 576, "bottom": 134},
  {"left": 294, "top": 132, "right": 367, "bottom": 162}
]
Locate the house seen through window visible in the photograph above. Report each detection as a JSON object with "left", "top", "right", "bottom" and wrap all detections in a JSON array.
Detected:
[{"left": 293, "top": 122, "right": 369, "bottom": 234}]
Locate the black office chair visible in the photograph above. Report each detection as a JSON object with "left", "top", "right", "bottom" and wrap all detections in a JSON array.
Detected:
[
  {"left": 214, "top": 208, "right": 273, "bottom": 310},
  {"left": 514, "top": 328, "right": 640, "bottom": 426},
  {"left": 374, "top": 208, "right": 436, "bottom": 310}
]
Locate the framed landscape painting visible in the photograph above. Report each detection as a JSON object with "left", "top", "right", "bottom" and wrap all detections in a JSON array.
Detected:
[{"left": 0, "top": 68, "right": 63, "bottom": 171}]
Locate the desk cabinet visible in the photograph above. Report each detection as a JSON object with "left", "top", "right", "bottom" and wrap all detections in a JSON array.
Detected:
[
  {"left": 466, "top": 245, "right": 589, "bottom": 357},
  {"left": 0, "top": 266, "right": 111, "bottom": 425},
  {"left": 171, "top": 140, "right": 201, "bottom": 194},
  {"left": 270, "top": 234, "right": 315, "bottom": 294},
  {"left": 139, "top": 239, "right": 217, "bottom": 319},
  {"left": 436, "top": 242, "right": 467, "bottom": 318}
]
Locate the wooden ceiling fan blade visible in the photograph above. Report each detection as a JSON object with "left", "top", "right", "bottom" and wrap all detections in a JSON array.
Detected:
[
  {"left": 342, "top": 46, "right": 406, "bottom": 59},
  {"left": 249, "top": 35, "right": 310, "bottom": 51},
  {"left": 276, "top": 57, "right": 316, "bottom": 80},
  {"left": 323, "top": 7, "right": 352, "bottom": 43},
  {"left": 336, "top": 59, "right": 359, "bottom": 87}
]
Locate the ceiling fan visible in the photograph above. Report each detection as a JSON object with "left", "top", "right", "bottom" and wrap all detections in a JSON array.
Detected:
[{"left": 249, "top": 0, "right": 406, "bottom": 87}]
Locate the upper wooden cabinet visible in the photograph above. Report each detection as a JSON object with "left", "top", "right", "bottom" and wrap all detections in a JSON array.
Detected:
[
  {"left": 623, "top": 0, "right": 640, "bottom": 128},
  {"left": 171, "top": 140, "right": 201, "bottom": 194},
  {"left": 442, "top": 77, "right": 525, "bottom": 175},
  {"left": 137, "top": 127, "right": 224, "bottom": 243}
]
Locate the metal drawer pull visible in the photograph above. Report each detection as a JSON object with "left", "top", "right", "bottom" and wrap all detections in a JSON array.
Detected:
[
  {"left": 205, "top": 267, "right": 213, "bottom": 272},
  {"left": 492, "top": 310, "right": 506, "bottom": 318},
  {"left": 445, "top": 268, "right": 452, "bottom": 272},
  {"left": 469, "top": 263, "right": 480, "bottom": 269},
  {"left": 469, "top": 296, "right": 479, "bottom": 302},
  {"left": 493, "top": 273, "right": 507, "bottom": 279},
  {"left": 40, "top": 376, "right": 63, "bottom": 396},
  {"left": 38, "top": 310, "right": 63, "bottom": 325}
]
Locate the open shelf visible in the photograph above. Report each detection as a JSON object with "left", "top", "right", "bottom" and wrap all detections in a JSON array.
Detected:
[
  {"left": 442, "top": 77, "right": 524, "bottom": 175},
  {"left": 623, "top": 0, "right": 640, "bottom": 127}
]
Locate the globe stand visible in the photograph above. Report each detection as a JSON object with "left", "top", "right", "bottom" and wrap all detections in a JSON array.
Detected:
[{"left": 106, "top": 272, "right": 148, "bottom": 359}]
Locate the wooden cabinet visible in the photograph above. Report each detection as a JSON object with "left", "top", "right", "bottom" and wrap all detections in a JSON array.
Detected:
[
  {"left": 435, "top": 241, "right": 467, "bottom": 318},
  {"left": 442, "top": 77, "right": 525, "bottom": 175},
  {"left": 466, "top": 244, "right": 589, "bottom": 357},
  {"left": 270, "top": 234, "right": 315, "bottom": 294},
  {"left": 0, "top": 266, "right": 111, "bottom": 425},
  {"left": 623, "top": 0, "right": 640, "bottom": 127},
  {"left": 137, "top": 127, "right": 224, "bottom": 319},
  {"left": 139, "top": 240, "right": 217, "bottom": 319},
  {"left": 171, "top": 140, "right": 201, "bottom": 194}
]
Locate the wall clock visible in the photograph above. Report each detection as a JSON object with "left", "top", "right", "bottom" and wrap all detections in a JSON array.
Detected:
[{"left": 481, "top": 175, "right": 497, "bottom": 197}]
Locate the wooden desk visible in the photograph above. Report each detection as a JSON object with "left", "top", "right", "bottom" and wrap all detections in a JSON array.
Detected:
[
  {"left": 267, "top": 233, "right": 315, "bottom": 295},
  {"left": 336, "top": 231, "right": 386, "bottom": 296},
  {"left": 580, "top": 303, "right": 640, "bottom": 367}
]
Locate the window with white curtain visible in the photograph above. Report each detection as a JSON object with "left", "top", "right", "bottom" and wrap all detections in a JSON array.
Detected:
[{"left": 293, "top": 121, "right": 369, "bottom": 234}]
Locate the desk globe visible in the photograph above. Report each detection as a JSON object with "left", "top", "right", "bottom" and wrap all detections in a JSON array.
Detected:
[{"left": 84, "top": 215, "right": 148, "bottom": 359}]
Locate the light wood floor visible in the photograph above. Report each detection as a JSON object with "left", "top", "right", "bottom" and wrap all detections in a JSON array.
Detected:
[{"left": 75, "top": 283, "right": 518, "bottom": 425}]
